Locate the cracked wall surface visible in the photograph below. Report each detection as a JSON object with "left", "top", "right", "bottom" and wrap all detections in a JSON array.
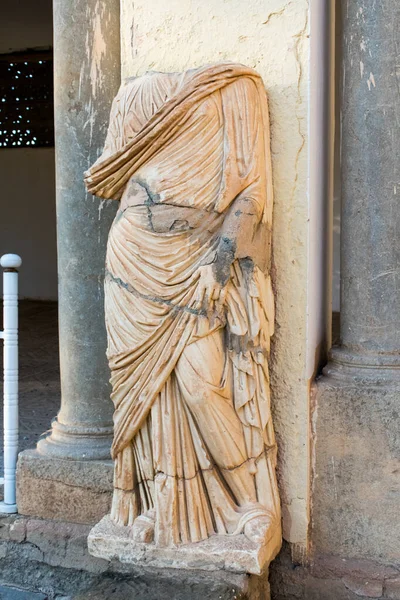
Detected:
[{"left": 120, "top": 0, "right": 311, "bottom": 547}]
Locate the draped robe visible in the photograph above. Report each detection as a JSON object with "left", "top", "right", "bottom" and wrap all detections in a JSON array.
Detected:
[{"left": 84, "top": 63, "right": 281, "bottom": 547}]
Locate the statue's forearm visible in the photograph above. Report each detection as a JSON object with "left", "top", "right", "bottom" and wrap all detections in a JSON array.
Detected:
[{"left": 212, "top": 197, "right": 260, "bottom": 285}]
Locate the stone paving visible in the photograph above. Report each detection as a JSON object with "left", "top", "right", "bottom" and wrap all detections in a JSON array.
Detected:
[
  {"left": 0, "top": 585, "right": 47, "bottom": 599},
  {"left": 0, "top": 511, "right": 261, "bottom": 600},
  {"left": 0, "top": 301, "right": 61, "bottom": 475}
]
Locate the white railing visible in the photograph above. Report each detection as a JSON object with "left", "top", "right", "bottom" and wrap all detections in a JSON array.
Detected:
[{"left": 0, "top": 254, "right": 21, "bottom": 514}]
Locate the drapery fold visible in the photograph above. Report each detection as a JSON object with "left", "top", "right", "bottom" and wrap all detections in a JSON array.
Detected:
[
  {"left": 84, "top": 63, "right": 272, "bottom": 225},
  {"left": 85, "top": 63, "right": 280, "bottom": 544}
]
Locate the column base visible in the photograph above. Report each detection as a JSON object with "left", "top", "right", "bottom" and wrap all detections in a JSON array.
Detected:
[
  {"left": 36, "top": 418, "right": 113, "bottom": 461},
  {"left": 311, "top": 361, "right": 400, "bottom": 563},
  {"left": 17, "top": 449, "right": 113, "bottom": 524},
  {"left": 0, "top": 501, "right": 17, "bottom": 514},
  {"left": 325, "top": 346, "right": 400, "bottom": 382},
  {"left": 76, "top": 570, "right": 271, "bottom": 600}
]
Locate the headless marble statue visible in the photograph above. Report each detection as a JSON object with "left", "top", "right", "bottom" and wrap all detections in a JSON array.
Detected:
[{"left": 85, "top": 63, "right": 281, "bottom": 563}]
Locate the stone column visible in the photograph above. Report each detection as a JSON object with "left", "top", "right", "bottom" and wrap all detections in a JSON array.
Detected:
[
  {"left": 311, "top": 0, "right": 400, "bottom": 568},
  {"left": 327, "top": 0, "right": 400, "bottom": 377},
  {"left": 17, "top": 0, "right": 120, "bottom": 524},
  {"left": 36, "top": 0, "right": 120, "bottom": 460}
]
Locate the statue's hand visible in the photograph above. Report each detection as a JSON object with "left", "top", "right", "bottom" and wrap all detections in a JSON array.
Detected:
[{"left": 194, "top": 264, "right": 229, "bottom": 312}]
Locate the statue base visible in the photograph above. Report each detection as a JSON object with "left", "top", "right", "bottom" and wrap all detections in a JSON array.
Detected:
[{"left": 88, "top": 515, "right": 281, "bottom": 575}]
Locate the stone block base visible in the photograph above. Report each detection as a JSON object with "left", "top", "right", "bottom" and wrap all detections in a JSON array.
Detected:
[
  {"left": 73, "top": 570, "right": 270, "bottom": 600},
  {"left": 270, "top": 542, "right": 400, "bottom": 600},
  {"left": 88, "top": 514, "right": 281, "bottom": 576},
  {"left": 311, "top": 375, "right": 400, "bottom": 560},
  {"left": 16, "top": 450, "right": 113, "bottom": 525}
]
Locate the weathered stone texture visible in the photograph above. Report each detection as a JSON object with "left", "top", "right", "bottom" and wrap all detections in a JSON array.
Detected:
[
  {"left": 89, "top": 515, "right": 281, "bottom": 575},
  {"left": 86, "top": 64, "right": 281, "bottom": 568},
  {"left": 0, "top": 521, "right": 399, "bottom": 599},
  {"left": 0, "top": 514, "right": 270, "bottom": 599},
  {"left": 0, "top": 586, "right": 47, "bottom": 600},
  {"left": 311, "top": 379, "right": 400, "bottom": 562},
  {"left": 120, "top": 0, "right": 312, "bottom": 549},
  {"left": 308, "top": 0, "right": 400, "bottom": 590},
  {"left": 270, "top": 544, "right": 400, "bottom": 600},
  {"left": 384, "top": 579, "right": 400, "bottom": 600},
  {"left": 339, "top": 0, "right": 400, "bottom": 357},
  {"left": 341, "top": 576, "right": 383, "bottom": 599},
  {"left": 37, "top": 0, "right": 120, "bottom": 461},
  {"left": 72, "top": 571, "right": 270, "bottom": 600},
  {"left": 0, "top": 556, "right": 97, "bottom": 600},
  {"left": 0, "top": 515, "right": 107, "bottom": 575},
  {"left": 17, "top": 450, "right": 113, "bottom": 525}
]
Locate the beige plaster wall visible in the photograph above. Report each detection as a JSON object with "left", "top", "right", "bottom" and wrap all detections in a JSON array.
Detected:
[{"left": 120, "top": 0, "right": 311, "bottom": 547}]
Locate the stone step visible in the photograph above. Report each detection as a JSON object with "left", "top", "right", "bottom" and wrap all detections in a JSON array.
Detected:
[{"left": 0, "top": 514, "right": 268, "bottom": 600}]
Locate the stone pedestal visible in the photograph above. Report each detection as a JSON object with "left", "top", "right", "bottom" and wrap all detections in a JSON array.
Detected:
[
  {"left": 312, "top": 378, "right": 400, "bottom": 562},
  {"left": 312, "top": 0, "right": 400, "bottom": 566},
  {"left": 16, "top": 450, "right": 113, "bottom": 525},
  {"left": 88, "top": 515, "right": 281, "bottom": 576}
]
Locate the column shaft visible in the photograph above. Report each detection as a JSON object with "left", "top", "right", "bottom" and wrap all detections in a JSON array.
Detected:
[
  {"left": 38, "top": 0, "right": 120, "bottom": 459},
  {"left": 332, "top": 0, "right": 400, "bottom": 371},
  {"left": 311, "top": 0, "right": 400, "bottom": 565}
]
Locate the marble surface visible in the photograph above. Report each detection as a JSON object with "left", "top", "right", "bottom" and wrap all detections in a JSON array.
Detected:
[
  {"left": 88, "top": 515, "right": 281, "bottom": 575},
  {"left": 85, "top": 63, "right": 281, "bottom": 557}
]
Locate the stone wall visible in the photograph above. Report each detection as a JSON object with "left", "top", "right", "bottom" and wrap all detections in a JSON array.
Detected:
[
  {"left": 1, "top": 514, "right": 399, "bottom": 599},
  {"left": 0, "top": 515, "right": 269, "bottom": 599},
  {"left": 271, "top": 543, "right": 400, "bottom": 600}
]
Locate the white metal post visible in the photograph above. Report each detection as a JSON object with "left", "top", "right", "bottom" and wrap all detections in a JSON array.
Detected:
[{"left": 0, "top": 254, "right": 21, "bottom": 513}]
